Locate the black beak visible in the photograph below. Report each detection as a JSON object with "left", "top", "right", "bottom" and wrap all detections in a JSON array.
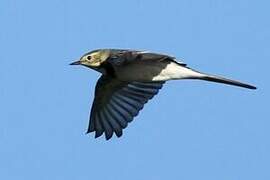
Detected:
[{"left": 69, "top": 60, "right": 81, "bottom": 65}]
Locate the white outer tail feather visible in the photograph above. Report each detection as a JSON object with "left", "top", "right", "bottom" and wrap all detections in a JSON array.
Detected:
[{"left": 152, "top": 62, "right": 256, "bottom": 89}]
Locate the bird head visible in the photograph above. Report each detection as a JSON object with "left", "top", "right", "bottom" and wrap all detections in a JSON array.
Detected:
[{"left": 70, "top": 49, "right": 110, "bottom": 68}]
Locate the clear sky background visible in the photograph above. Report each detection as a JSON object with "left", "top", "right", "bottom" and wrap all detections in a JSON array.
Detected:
[{"left": 0, "top": 0, "right": 269, "bottom": 179}]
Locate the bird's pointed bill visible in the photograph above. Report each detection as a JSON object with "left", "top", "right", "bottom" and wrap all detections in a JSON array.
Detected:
[{"left": 69, "top": 60, "right": 81, "bottom": 65}]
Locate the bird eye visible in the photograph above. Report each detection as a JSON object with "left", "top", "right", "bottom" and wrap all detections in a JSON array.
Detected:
[{"left": 87, "top": 56, "right": 91, "bottom": 60}]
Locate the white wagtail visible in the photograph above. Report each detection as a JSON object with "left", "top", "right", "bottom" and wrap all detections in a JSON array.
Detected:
[{"left": 70, "top": 49, "right": 256, "bottom": 140}]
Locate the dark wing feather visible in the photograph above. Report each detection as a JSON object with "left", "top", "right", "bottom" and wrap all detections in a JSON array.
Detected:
[
  {"left": 87, "top": 75, "right": 165, "bottom": 140},
  {"left": 107, "top": 50, "right": 186, "bottom": 66}
]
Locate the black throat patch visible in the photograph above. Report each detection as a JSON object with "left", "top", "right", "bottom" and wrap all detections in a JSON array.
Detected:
[{"left": 100, "top": 61, "right": 116, "bottom": 77}]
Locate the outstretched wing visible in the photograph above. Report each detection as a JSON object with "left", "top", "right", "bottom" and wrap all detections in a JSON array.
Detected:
[{"left": 87, "top": 75, "right": 165, "bottom": 140}]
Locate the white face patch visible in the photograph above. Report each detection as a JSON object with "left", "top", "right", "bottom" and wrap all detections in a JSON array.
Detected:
[{"left": 81, "top": 51, "right": 110, "bottom": 67}]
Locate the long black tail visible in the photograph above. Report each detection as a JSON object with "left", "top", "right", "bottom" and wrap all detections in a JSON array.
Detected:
[{"left": 198, "top": 74, "right": 257, "bottom": 89}]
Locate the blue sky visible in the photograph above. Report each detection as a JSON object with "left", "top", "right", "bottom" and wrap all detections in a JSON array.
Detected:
[{"left": 0, "top": 0, "right": 269, "bottom": 179}]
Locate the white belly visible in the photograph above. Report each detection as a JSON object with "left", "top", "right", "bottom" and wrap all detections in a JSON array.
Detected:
[{"left": 115, "top": 61, "right": 203, "bottom": 82}]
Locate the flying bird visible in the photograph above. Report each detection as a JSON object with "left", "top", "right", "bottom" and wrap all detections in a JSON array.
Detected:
[{"left": 70, "top": 49, "right": 256, "bottom": 140}]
